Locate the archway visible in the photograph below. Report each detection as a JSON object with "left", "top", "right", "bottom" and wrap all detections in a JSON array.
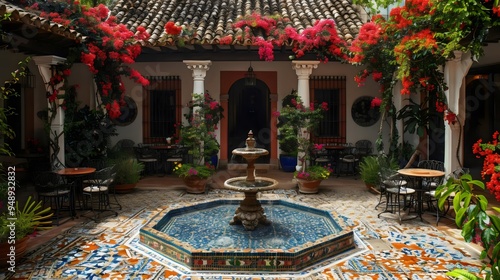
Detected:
[{"left": 227, "top": 79, "right": 271, "bottom": 163}]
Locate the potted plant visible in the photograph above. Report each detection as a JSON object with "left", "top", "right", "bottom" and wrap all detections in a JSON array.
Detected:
[
  {"left": 0, "top": 195, "right": 53, "bottom": 266},
  {"left": 204, "top": 134, "right": 220, "bottom": 169},
  {"left": 277, "top": 90, "right": 299, "bottom": 172},
  {"left": 178, "top": 92, "right": 223, "bottom": 193},
  {"left": 294, "top": 164, "right": 332, "bottom": 193},
  {"left": 359, "top": 156, "right": 380, "bottom": 190},
  {"left": 108, "top": 156, "right": 145, "bottom": 193},
  {"left": 359, "top": 155, "right": 398, "bottom": 193},
  {"left": 280, "top": 95, "right": 328, "bottom": 193}
]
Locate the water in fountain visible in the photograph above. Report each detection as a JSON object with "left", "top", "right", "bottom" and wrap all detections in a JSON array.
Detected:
[{"left": 137, "top": 131, "right": 357, "bottom": 272}]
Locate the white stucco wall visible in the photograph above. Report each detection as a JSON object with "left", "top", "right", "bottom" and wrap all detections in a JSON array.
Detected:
[
  {"left": 112, "top": 60, "right": 384, "bottom": 151},
  {"left": 0, "top": 51, "right": 390, "bottom": 156}
]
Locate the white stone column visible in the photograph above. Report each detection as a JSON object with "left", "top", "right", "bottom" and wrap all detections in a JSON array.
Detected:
[
  {"left": 292, "top": 61, "right": 320, "bottom": 106},
  {"left": 33, "top": 55, "right": 67, "bottom": 169},
  {"left": 184, "top": 60, "right": 211, "bottom": 95},
  {"left": 184, "top": 60, "right": 211, "bottom": 164},
  {"left": 444, "top": 51, "right": 472, "bottom": 173}
]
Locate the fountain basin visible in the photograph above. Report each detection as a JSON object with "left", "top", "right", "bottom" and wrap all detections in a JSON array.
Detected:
[
  {"left": 224, "top": 176, "right": 278, "bottom": 191},
  {"left": 139, "top": 199, "right": 355, "bottom": 271}
]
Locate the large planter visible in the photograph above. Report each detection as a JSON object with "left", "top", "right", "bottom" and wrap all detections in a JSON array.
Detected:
[
  {"left": 114, "top": 183, "right": 137, "bottom": 194},
  {"left": 279, "top": 155, "right": 298, "bottom": 172},
  {"left": 0, "top": 236, "right": 29, "bottom": 267},
  {"left": 208, "top": 154, "right": 218, "bottom": 170},
  {"left": 183, "top": 176, "right": 208, "bottom": 194},
  {"left": 297, "top": 179, "right": 322, "bottom": 194},
  {"left": 365, "top": 182, "right": 380, "bottom": 194}
]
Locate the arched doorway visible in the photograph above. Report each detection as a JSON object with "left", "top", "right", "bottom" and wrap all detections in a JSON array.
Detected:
[
  {"left": 464, "top": 75, "right": 500, "bottom": 178},
  {"left": 227, "top": 79, "right": 271, "bottom": 163}
]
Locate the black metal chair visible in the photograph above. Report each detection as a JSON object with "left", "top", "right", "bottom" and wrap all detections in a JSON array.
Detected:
[
  {"left": 82, "top": 166, "right": 118, "bottom": 220},
  {"left": 378, "top": 169, "right": 416, "bottom": 224},
  {"left": 34, "top": 171, "right": 72, "bottom": 225},
  {"left": 338, "top": 154, "right": 359, "bottom": 177},
  {"left": 134, "top": 145, "right": 160, "bottom": 175},
  {"left": 164, "top": 146, "right": 185, "bottom": 174},
  {"left": 355, "top": 139, "right": 373, "bottom": 160},
  {"left": 425, "top": 167, "right": 469, "bottom": 225},
  {"left": 417, "top": 160, "right": 445, "bottom": 190}
]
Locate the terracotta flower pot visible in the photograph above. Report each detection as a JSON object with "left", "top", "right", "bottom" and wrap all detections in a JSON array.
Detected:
[
  {"left": 297, "top": 179, "right": 322, "bottom": 194},
  {"left": 365, "top": 183, "right": 380, "bottom": 194},
  {"left": 0, "top": 236, "right": 29, "bottom": 267},
  {"left": 183, "top": 176, "right": 208, "bottom": 194},
  {"left": 114, "top": 183, "right": 137, "bottom": 194}
]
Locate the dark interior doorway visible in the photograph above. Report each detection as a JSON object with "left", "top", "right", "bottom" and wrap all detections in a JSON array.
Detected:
[
  {"left": 464, "top": 76, "right": 500, "bottom": 178},
  {"left": 227, "top": 79, "right": 270, "bottom": 163}
]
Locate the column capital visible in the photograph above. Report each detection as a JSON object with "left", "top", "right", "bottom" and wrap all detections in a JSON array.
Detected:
[
  {"left": 291, "top": 60, "right": 320, "bottom": 79},
  {"left": 184, "top": 60, "right": 212, "bottom": 80},
  {"left": 183, "top": 60, "right": 212, "bottom": 69},
  {"left": 33, "top": 55, "right": 66, "bottom": 66}
]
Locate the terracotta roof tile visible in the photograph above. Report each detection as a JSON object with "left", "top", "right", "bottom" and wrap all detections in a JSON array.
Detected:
[
  {"left": 0, "top": 0, "right": 83, "bottom": 42},
  {"left": 109, "top": 0, "right": 364, "bottom": 47}
]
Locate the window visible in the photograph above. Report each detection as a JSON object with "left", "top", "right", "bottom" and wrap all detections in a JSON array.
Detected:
[
  {"left": 310, "top": 76, "right": 346, "bottom": 144},
  {"left": 142, "top": 76, "right": 181, "bottom": 143}
]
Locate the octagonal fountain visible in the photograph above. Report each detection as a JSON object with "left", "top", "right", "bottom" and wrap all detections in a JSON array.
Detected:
[{"left": 138, "top": 131, "right": 356, "bottom": 272}]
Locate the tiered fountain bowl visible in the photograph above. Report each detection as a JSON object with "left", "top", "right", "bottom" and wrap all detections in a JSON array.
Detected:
[
  {"left": 223, "top": 131, "right": 279, "bottom": 230},
  {"left": 138, "top": 131, "right": 356, "bottom": 272}
]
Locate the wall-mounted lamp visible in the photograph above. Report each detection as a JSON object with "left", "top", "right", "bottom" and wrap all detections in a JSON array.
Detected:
[{"left": 244, "top": 62, "right": 256, "bottom": 86}]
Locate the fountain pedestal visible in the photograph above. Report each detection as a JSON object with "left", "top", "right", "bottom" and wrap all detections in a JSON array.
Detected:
[
  {"left": 223, "top": 131, "right": 279, "bottom": 230},
  {"left": 230, "top": 190, "right": 270, "bottom": 229}
]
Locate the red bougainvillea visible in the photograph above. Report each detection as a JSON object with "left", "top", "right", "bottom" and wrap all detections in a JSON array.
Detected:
[
  {"left": 31, "top": 1, "right": 150, "bottom": 119},
  {"left": 473, "top": 131, "right": 500, "bottom": 201}
]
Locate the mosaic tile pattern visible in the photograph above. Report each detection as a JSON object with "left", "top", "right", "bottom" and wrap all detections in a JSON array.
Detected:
[
  {"left": 1, "top": 186, "right": 487, "bottom": 279},
  {"left": 140, "top": 199, "right": 356, "bottom": 271}
]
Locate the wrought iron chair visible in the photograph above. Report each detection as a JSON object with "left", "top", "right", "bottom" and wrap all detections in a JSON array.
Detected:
[
  {"left": 417, "top": 160, "right": 445, "bottom": 190},
  {"left": 377, "top": 169, "right": 416, "bottom": 224},
  {"left": 134, "top": 145, "right": 160, "bottom": 175},
  {"left": 338, "top": 154, "right": 359, "bottom": 177},
  {"left": 82, "top": 166, "right": 118, "bottom": 220},
  {"left": 355, "top": 139, "right": 373, "bottom": 160},
  {"left": 164, "top": 146, "right": 185, "bottom": 174},
  {"left": 425, "top": 167, "right": 469, "bottom": 225},
  {"left": 34, "top": 171, "right": 72, "bottom": 225}
]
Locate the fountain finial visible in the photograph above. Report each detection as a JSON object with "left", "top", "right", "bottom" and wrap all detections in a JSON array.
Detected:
[{"left": 246, "top": 130, "right": 256, "bottom": 149}]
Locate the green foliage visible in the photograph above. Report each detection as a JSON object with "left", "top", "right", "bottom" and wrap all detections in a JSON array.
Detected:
[
  {"left": 277, "top": 92, "right": 327, "bottom": 172},
  {"left": 0, "top": 196, "right": 53, "bottom": 242},
  {"left": 180, "top": 92, "right": 223, "bottom": 166},
  {"left": 396, "top": 97, "right": 440, "bottom": 138},
  {"left": 79, "top": 0, "right": 110, "bottom": 6},
  {"left": 359, "top": 156, "right": 381, "bottom": 185},
  {"left": 173, "top": 163, "right": 215, "bottom": 179},
  {"left": 359, "top": 155, "right": 398, "bottom": 186},
  {"left": 0, "top": 57, "right": 31, "bottom": 162},
  {"left": 64, "top": 91, "right": 117, "bottom": 166},
  {"left": 294, "top": 164, "right": 332, "bottom": 180},
  {"left": 108, "top": 157, "right": 144, "bottom": 185},
  {"left": 436, "top": 174, "right": 500, "bottom": 278},
  {"left": 277, "top": 91, "right": 299, "bottom": 156}
]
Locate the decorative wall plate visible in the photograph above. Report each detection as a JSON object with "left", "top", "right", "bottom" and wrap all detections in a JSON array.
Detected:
[
  {"left": 111, "top": 96, "right": 137, "bottom": 126},
  {"left": 351, "top": 96, "right": 380, "bottom": 127}
]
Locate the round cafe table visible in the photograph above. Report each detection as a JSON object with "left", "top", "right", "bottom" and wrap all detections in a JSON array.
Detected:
[
  {"left": 56, "top": 167, "right": 96, "bottom": 217},
  {"left": 397, "top": 168, "right": 445, "bottom": 219}
]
